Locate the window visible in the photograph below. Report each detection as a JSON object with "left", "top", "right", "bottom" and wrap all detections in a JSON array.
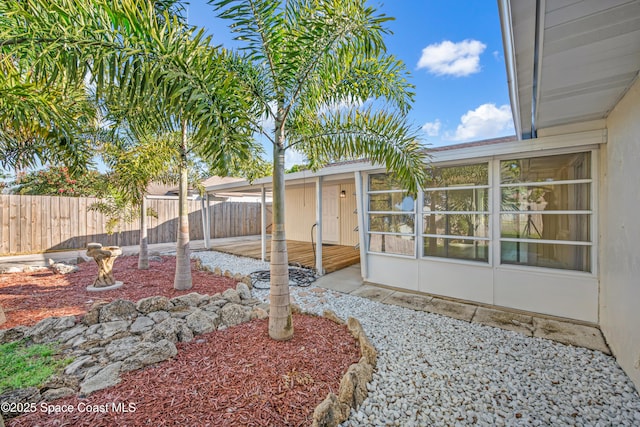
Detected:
[
  {"left": 367, "top": 173, "right": 415, "bottom": 256},
  {"left": 422, "top": 164, "right": 490, "bottom": 262},
  {"left": 499, "top": 152, "right": 592, "bottom": 272}
]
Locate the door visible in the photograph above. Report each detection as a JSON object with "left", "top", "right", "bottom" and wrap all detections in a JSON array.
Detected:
[{"left": 322, "top": 185, "right": 340, "bottom": 243}]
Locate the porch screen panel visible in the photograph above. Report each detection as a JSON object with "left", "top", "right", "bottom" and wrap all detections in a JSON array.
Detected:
[
  {"left": 367, "top": 173, "right": 415, "bottom": 256},
  {"left": 499, "top": 152, "right": 592, "bottom": 272},
  {"left": 422, "top": 163, "right": 490, "bottom": 262}
]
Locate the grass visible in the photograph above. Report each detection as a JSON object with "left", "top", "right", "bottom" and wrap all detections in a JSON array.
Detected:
[{"left": 0, "top": 340, "right": 73, "bottom": 393}]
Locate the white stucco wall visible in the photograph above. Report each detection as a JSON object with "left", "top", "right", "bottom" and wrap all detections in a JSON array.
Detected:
[{"left": 600, "top": 78, "right": 640, "bottom": 389}]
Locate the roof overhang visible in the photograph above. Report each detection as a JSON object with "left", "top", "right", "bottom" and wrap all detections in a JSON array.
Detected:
[{"left": 499, "top": 0, "right": 640, "bottom": 139}]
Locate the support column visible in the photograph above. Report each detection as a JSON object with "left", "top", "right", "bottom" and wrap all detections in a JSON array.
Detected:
[
  {"left": 354, "top": 171, "right": 368, "bottom": 280},
  {"left": 261, "top": 185, "right": 267, "bottom": 262},
  {"left": 315, "top": 177, "right": 323, "bottom": 274},
  {"left": 201, "top": 194, "right": 210, "bottom": 249}
]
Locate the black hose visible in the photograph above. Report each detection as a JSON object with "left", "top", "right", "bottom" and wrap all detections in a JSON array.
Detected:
[{"left": 249, "top": 267, "right": 317, "bottom": 289}]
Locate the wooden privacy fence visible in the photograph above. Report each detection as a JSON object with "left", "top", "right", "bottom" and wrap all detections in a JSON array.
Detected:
[{"left": 0, "top": 195, "right": 270, "bottom": 256}]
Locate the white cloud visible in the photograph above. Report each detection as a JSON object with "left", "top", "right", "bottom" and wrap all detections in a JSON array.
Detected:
[
  {"left": 417, "top": 39, "right": 486, "bottom": 77},
  {"left": 448, "top": 103, "right": 514, "bottom": 141},
  {"left": 421, "top": 119, "right": 441, "bottom": 137}
]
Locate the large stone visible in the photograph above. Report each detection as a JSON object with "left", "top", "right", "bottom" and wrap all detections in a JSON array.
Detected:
[
  {"left": 144, "top": 318, "right": 193, "bottom": 343},
  {"left": 121, "top": 339, "right": 177, "bottom": 372},
  {"left": 79, "top": 362, "right": 122, "bottom": 396},
  {"left": 312, "top": 392, "right": 348, "bottom": 427},
  {"left": 250, "top": 307, "right": 268, "bottom": 320},
  {"left": 130, "top": 316, "right": 155, "bottom": 334},
  {"left": 98, "top": 320, "right": 132, "bottom": 340},
  {"left": 42, "top": 387, "right": 76, "bottom": 401},
  {"left": 0, "top": 326, "right": 29, "bottom": 344},
  {"left": 26, "top": 316, "right": 76, "bottom": 343},
  {"left": 64, "top": 355, "right": 96, "bottom": 376},
  {"left": 219, "top": 303, "right": 251, "bottom": 327},
  {"left": 236, "top": 283, "right": 252, "bottom": 300},
  {"left": 0, "top": 387, "right": 41, "bottom": 420},
  {"left": 147, "top": 310, "right": 170, "bottom": 323},
  {"left": 51, "top": 262, "right": 79, "bottom": 275},
  {"left": 99, "top": 299, "right": 138, "bottom": 322},
  {"left": 59, "top": 324, "right": 88, "bottom": 344},
  {"left": 221, "top": 289, "right": 241, "bottom": 304},
  {"left": 185, "top": 309, "right": 219, "bottom": 335},
  {"left": 41, "top": 374, "right": 80, "bottom": 391},
  {"left": 83, "top": 301, "right": 109, "bottom": 326},
  {"left": 171, "top": 292, "right": 208, "bottom": 308},
  {"left": 338, "top": 359, "right": 373, "bottom": 408},
  {"left": 358, "top": 334, "right": 377, "bottom": 368},
  {"left": 105, "top": 336, "right": 142, "bottom": 362},
  {"left": 136, "top": 296, "right": 171, "bottom": 314}
]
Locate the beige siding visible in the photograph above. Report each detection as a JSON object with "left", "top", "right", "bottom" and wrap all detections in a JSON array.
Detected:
[
  {"left": 283, "top": 181, "right": 360, "bottom": 247},
  {"left": 600, "top": 78, "right": 640, "bottom": 389},
  {"left": 339, "top": 182, "right": 359, "bottom": 247},
  {"left": 284, "top": 185, "right": 316, "bottom": 242}
]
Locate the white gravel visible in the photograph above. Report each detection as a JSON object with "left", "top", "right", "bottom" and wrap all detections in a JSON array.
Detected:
[{"left": 195, "top": 251, "right": 640, "bottom": 427}]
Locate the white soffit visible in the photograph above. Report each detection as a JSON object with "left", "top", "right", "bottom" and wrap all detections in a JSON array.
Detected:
[{"left": 504, "top": 0, "right": 640, "bottom": 137}]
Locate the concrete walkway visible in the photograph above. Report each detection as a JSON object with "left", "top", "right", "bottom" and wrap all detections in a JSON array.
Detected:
[{"left": 315, "top": 263, "right": 611, "bottom": 355}]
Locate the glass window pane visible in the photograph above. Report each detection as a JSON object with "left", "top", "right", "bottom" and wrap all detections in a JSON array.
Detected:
[
  {"left": 501, "top": 241, "right": 590, "bottom": 272},
  {"left": 500, "top": 184, "right": 590, "bottom": 211},
  {"left": 423, "top": 214, "right": 489, "bottom": 238},
  {"left": 369, "top": 173, "right": 404, "bottom": 191},
  {"left": 501, "top": 152, "right": 591, "bottom": 184},
  {"left": 368, "top": 234, "right": 415, "bottom": 256},
  {"left": 369, "top": 214, "right": 415, "bottom": 233},
  {"left": 426, "top": 164, "right": 488, "bottom": 187},
  {"left": 423, "top": 237, "right": 488, "bottom": 262},
  {"left": 369, "top": 193, "right": 414, "bottom": 212},
  {"left": 424, "top": 188, "right": 489, "bottom": 211},
  {"left": 500, "top": 214, "right": 590, "bottom": 241}
]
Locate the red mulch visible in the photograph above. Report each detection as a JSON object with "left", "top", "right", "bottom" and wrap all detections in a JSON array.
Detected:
[
  {"left": 8, "top": 314, "right": 360, "bottom": 427},
  {"left": 0, "top": 255, "right": 238, "bottom": 329},
  {"left": 2, "top": 255, "right": 362, "bottom": 426}
]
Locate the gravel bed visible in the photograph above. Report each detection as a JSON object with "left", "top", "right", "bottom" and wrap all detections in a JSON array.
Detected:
[{"left": 195, "top": 251, "right": 640, "bottom": 426}]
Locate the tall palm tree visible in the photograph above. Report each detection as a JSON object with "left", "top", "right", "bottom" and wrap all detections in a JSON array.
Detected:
[{"left": 213, "top": 0, "right": 428, "bottom": 340}]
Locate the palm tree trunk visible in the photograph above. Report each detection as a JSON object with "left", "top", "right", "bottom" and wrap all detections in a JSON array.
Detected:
[
  {"left": 269, "top": 108, "right": 293, "bottom": 341},
  {"left": 138, "top": 196, "right": 149, "bottom": 269},
  {"left": 174, "top": 119, "right": 192, "bottom": 290},
  {"left": 0, "top": 304, "right": 6, "bottom": 325}
]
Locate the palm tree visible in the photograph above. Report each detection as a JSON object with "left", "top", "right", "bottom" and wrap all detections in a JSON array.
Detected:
[
  {"left": 213, "top": 0, "right": 428, "bottom": 340},
  {"left": 2, "top": 0, "right": 259, "bottom": 288}
]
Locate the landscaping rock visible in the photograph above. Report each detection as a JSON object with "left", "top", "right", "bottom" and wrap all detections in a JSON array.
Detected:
[
  {"left": 79, "top": 362, "right": 123, "bottom": 396},
  {"left": 130, "top": 316, "right": 155, "bottom": 334},
  {"left": 105, "top": 336, "right": 142, "bottom": 361},
  {"left": 221, "top": 288, "right": 241, "bottom": 304},
  {"left": 220, "top": 303, "right": 251, "bottom": 327},
  {"left": 250, "top": 307, "right": 268, "bottom": 320},
  {"left": 58, "top": 324, "right": 88, "bottom": 344},
  {"left": 98, "top": 320, "right": 133, "bottom": 340},
  {"left": 144, "top": 318, "right": 193, "bottom": 343},
  {"left": 83, "top": 301, "right": 109, "bottom": 326},
  {"left": 41, "top": 374, "right": 80, "bottom": 391},
  {"left": 0, "top": 326, "right": 29, "bottom": 344},
  {"left": 147, "top": 310, "right": 170, "bottom": 323},
  {"left": 121, "top": 339, "right": 177, "bottom": 372},
  {"left": 0, "top": 387, "right": 41, "bottom": 419},
  {"left": 236, "top": 283, "right": 252, "bottom": 300},
  {"left": 312, "top": 392, "right": 346, "bottom": 427},
  {"left": 51, "top": 262, "right": 79, "bottom": 275},
  {"left": 42, "top": 387, "right": 76, "bottom": 401},
  {"left": 27, "top": 316, "right": 76, "bottom": 343},
  {"left": 99, "top": 299, "right": 138, "bottom": 322},
  {"left": 64, "top": 355, "right": 96, "bottom": 376},
  {"left": 171, "top": 292, "right": 208, "bottom": 308},
  {"left": 136, "top": 296, "right": 171, "bottom": 314},
  {"left": 185, "top": 309, "right": 219, "bottom": 335}
]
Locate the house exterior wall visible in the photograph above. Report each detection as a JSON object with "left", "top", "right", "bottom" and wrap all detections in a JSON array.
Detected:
[
  {"left": 600, "top": 78, "right": 640, "bottom": 388},
  {"left": 283, "top": 182, "right": 358, "bottom": 247},
  {"left": 362, "top": 137, "right": 602, "bottom": 323}
]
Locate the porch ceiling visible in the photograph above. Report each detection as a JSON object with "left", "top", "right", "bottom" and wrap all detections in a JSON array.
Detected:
[{"left": 501, "top": 0, "right": 640, "bottom": 138}]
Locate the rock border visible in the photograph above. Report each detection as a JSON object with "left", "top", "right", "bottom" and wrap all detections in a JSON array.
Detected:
[{"left": 311, "top": 310, "right": 378, "bottom": 427}]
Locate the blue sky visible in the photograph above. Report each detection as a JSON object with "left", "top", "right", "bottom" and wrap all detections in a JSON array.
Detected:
[{"left": 186, "top": 0, "right": 514, "bottom": 163}]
